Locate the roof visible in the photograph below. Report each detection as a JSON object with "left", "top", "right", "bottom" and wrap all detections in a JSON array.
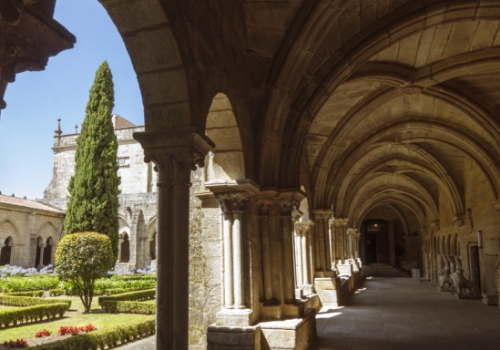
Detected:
[
  {"left": 0, "top": 195, "right": 65, "bottom": 214},
  {"left": 112, "top": 115, "right": 136, "bottom": 129}
]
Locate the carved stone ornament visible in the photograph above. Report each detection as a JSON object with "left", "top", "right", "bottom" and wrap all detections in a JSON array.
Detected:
[
  {"left": 257, "top": 198, "right": 274, "bottom": 216},
  {"left": 452, "top": 213, "right": 464, "bottom": 227},
  {"left": 218, "top": 193, "right": 249, "bottom": 212}
]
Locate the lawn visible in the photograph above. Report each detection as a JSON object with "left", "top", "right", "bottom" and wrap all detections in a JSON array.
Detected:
[{"left": 0, "top": 296, "right": 153, "bottom": 345}]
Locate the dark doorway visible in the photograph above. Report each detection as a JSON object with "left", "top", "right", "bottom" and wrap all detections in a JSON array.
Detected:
[
  {"left": 150, "top": 232, "right": 156, "bottom": 260},
  {"left": 43, "top": 238, "right": 52, "bottom": 266},
  {"left": 469, "top": 245, "right": 481, "bottom": 289},
  {"left": 363, "top": 220, "right": 389, "bottom": 265},
  {"left": 120, "top": 233, "right": 130, "bottom": 263},
  {"left": 0, "top": 237, "right": 12, "bottom": 265}
]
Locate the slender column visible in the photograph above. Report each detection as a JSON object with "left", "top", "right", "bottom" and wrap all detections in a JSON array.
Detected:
[
  {"left": 223, "top": 209, "right": 234, "bottom": 308},
  {"left": 314, "top": 213, "right": 327, "bottom": 273},
  {"left": 218, "top": 193, "right": 249, "bottom": 310},
  {"left": 277, "top": 192, "right": 303, "bottom": 303},
  {"left": 258, "top": 197, "right": 275, "bottom": 302},
  {"left": 134, "top": 130, "right": 213, "bottom": 350},
  {"left": 329, "top": 218, "right": 336, "bottom": 272},
  {"left": 295, "top": 227, "right": 304, "bottom": 287},
  {"left": 355, "top": 233, "right": 361, "bottom": 259},
  {"left": 233, "top": 209, "right": 244, "bottom": 309},
  {"left": 38, "top": 244, "right": 46, "bottom": 268}
]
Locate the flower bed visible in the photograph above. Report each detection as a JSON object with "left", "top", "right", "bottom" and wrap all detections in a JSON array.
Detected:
[{"left": 29, "top": 317, "right": 155, "bottom": 350}]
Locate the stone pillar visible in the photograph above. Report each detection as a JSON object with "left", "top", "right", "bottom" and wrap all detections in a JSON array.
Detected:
[
  {"left": 276, "top": 191, "right": 305, "bottom": 318},
  {"left": 389, "top": 221, "right": 396, "bottom": 266},
  {"left": 257, "top": 195, "right": 276, "bottom": 304},
  {"left": 328, "top": 218, "right": 337, "bottom": 274},
  {"left": 295, "top": 221, "right": 315, "bottom": 296},
  {"left": 355, "top": 232, "right": 362, "bottom": 266},
  {"left": 134, "top": 129, "right": 213, "bottom": 350},
  {"left": 217, "top": 193, "right": 250, "bottom": 313},
  {"left": 37, "top": 244, "right": 46, "bottom": 269},
  {"left": 334, "top": 219, "right": 349, "bottom": 264}
]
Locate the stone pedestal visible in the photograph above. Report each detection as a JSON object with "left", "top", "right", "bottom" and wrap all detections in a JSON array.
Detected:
[
  {"left": 260, "top": 308, "right": 317, "bottom": 350},
  {"left": 207, "top": 325, "right": 261, "bottom": 350},
  {"left": 216, "top": 309, "right": 254, "bottom": 327},
  {"left": 314, "top": 277, "right": 340, "bottom": 306}
]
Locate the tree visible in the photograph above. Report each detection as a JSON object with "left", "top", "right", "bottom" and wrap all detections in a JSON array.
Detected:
[
  {"left": 55, "top": 232, "right": 115, "bottom": 313},
  {"left": 64, "top": 61, "right": 120, "bottom": 261}
]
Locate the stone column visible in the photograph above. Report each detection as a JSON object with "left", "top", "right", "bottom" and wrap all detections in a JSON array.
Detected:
[
  {"left": 277, "top": 191, "right": 305, "bottom": 317},
  {"left": 355, "top": 233, "right": 362, "bottom": 266},
  {"left": 295, "top": 221, "right": 315, "bottom": 296},
  {"left": 257, "top": 194, "right": 277, "bottom": 304},
  {"left": 134, "top": 129, "right": 213, "bottom": 350},
  {"left": 329, "top": 218, "right": 337, "bottom": 273},
  {"left": 334, "top": 219, "right": 349, "bottom": 264},
  {"left": 37, "top": 244, "right": 46, "bottom": 269},
  {"left": 218, "top": 193, "right": 248, "bottom": 311}
]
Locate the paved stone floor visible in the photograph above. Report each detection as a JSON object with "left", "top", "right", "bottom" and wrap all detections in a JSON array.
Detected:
[
  {"left": 116, "top": 277, "right": 500, "bottom": 349},
  {"left": 311, "top": 276, "right": 500, "bottom": 350}
]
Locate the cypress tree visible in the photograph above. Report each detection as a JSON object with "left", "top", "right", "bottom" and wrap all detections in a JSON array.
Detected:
[{"left": 64, "top": 61, "right": 120, "bottom": 261}]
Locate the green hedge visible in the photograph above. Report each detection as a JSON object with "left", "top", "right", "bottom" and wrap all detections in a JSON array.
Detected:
[
  {"left": 101, "top": 301, "right": 155, "bottom": 314},
  {"left": 29, "top": 317, "right": 155, "bottom": 350},
  {"left": 48, "top": 289, "right": 65, "bottom": 297},
  {"left": 0, "top": 302, "right": 69, "bottom": 327},
  {"left": 0, "top": 295, "right": 71, "bottom": 308},
  {"left": 60, "top": 286, "right": 152, "bottom": 297},
  {"left": 5, "top": 290, "right": 44, "bottom": 297},
  {"left": 98, "top": 289, "right": 155, "bottom": 307}
]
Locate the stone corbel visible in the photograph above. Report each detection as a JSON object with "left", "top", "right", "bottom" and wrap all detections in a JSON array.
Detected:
[
  {"left": 431, "top": 220, "right": 440, "bottom": 233},
  {"left": 452, "top": 213, "right": 464, "bottom": 227}
]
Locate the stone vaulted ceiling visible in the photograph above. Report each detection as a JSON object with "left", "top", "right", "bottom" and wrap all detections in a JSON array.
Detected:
[{"left": 98, "top": 0, "right": 500, "bottom": 231}]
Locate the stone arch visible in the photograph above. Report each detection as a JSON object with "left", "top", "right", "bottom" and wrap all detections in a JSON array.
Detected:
[
  {"left": 204, "top": 93, "right": 246, "bottom": 183},
  {"left": 146, "top": 216, "right": 157, "bottom": 262},
  {"left": 269, "top": 0, "right": 500, "bottom": 190},
  {"left": 0, "top": 220, "right": 21, "bottom": 245},
  {"left": 37, "top": 222, "right": 57, "bottom": 242},
  {"left": 100, "top": 0, "right": 193, "bottom": 130}
]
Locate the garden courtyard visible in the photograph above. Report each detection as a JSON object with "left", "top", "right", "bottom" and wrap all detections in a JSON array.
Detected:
[{"left": 0, "top": 265, "right": 156, "bottom": 349}]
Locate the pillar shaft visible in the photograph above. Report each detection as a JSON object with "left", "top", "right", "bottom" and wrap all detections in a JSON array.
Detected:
[
  {"left": 258, "top": 198, "right": 274, "bottom": 302},
  {"left": 223, "top": 211, "right": 234, "bottom": 308},
  {"left": 134, "top": 130, "right": 213, "bottom": 350}
]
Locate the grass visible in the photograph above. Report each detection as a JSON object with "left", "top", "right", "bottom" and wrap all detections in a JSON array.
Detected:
[{"left": 0, "top": 296, "right": 153, "bottom": 343}]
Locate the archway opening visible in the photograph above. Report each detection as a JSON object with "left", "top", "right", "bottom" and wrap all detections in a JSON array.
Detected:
[
  {"left": 120, "top": 233, "right": 130, "bottom": 263},
  {"left": 43, "top": 237, "right": 53, "bottom": 266},
  {"left": 0, "top": 237, "right": 12, "bottom": 265}
]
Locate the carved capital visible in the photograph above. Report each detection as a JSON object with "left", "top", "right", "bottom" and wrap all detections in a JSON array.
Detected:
[
  {"left": 217, "top": 193, "right": 249, "bottom": 213},
  {"left": 347, "top": 228, "right": 357, "bottom": 236},
  {"left": 276, "top": 191, "right": 304, "bottom": 217},
  {"left": 257, "top": 197, "right": 274, "bottom": 216}
]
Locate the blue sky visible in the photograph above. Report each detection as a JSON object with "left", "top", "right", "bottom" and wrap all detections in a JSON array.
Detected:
[{"left": 0, "top": 1, "right": 143, "bottom": 199}]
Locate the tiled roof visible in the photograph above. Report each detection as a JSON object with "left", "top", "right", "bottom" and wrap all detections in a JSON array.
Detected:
[
  {"left": 0, "top": 195, "right": 65, "bottom": 214},
  {"left": 112, "top": 115, "right": 136, "bottom": 129}
]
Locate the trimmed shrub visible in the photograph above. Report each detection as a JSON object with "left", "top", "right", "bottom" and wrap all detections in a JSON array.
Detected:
[
  {"left": 29, "top": 317, "right": 155, "bottom": 349},
  {"left": 48, "top": 289, "right": 65, "bottom": 297},
  {"left": 0, "top": 295, "right": 71, "bottom": 308},
  {"left": 0, "top": 303, "right": 70, "bottom": 327},
  {"left": 101, "top": 300, "right": 155, "bottom": 314},
  {"left": 55, "top": 233, "right": 115, "bottom": 313},
  {"left": 98, "top": 289, "right": 155, "bottom": 307},
  {"left": 5, "top": 290, "right": 44, "bottom": 297}
]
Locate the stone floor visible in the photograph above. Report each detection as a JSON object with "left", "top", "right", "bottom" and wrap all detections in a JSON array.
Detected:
[
  {"left": 116, "top": 276, "right": 500, "bottom": 349},
  {"left": 311, "top": 276, "right": 500, "bottom": 350}
]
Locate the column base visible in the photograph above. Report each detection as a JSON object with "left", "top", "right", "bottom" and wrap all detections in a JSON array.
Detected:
[
  {"left": 454, "top": 293, "right": 482, "bottom": 300},
  {"left": 282, "top": 301, "right": 304, "bottom": 318},
  {"left": 216, "top": 308, "right": 253, "bottom": 327},
  {"left": 482, "top": 293, "right": 498, "bottom": 306},
  {"left": 260, "top": 308, "right": 317, "bottom": 350},
  {"left": 207, "top": 325, "right": 261, "bottom": 350}
]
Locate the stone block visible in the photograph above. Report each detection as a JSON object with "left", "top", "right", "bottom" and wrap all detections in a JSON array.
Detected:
[
  {"left": 207, "top": 324, "right": 260, "bottom": 350},
  {"left": 260, "top": 308, "right": 316, "bottom": 350},
  {"left": 216, "top": 308, "right": 253, "bottom": 327}
]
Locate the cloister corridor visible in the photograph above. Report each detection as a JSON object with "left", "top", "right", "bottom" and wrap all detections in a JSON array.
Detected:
[{"left": 311, "top": 276, "right": 500, "bottom": 350}]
